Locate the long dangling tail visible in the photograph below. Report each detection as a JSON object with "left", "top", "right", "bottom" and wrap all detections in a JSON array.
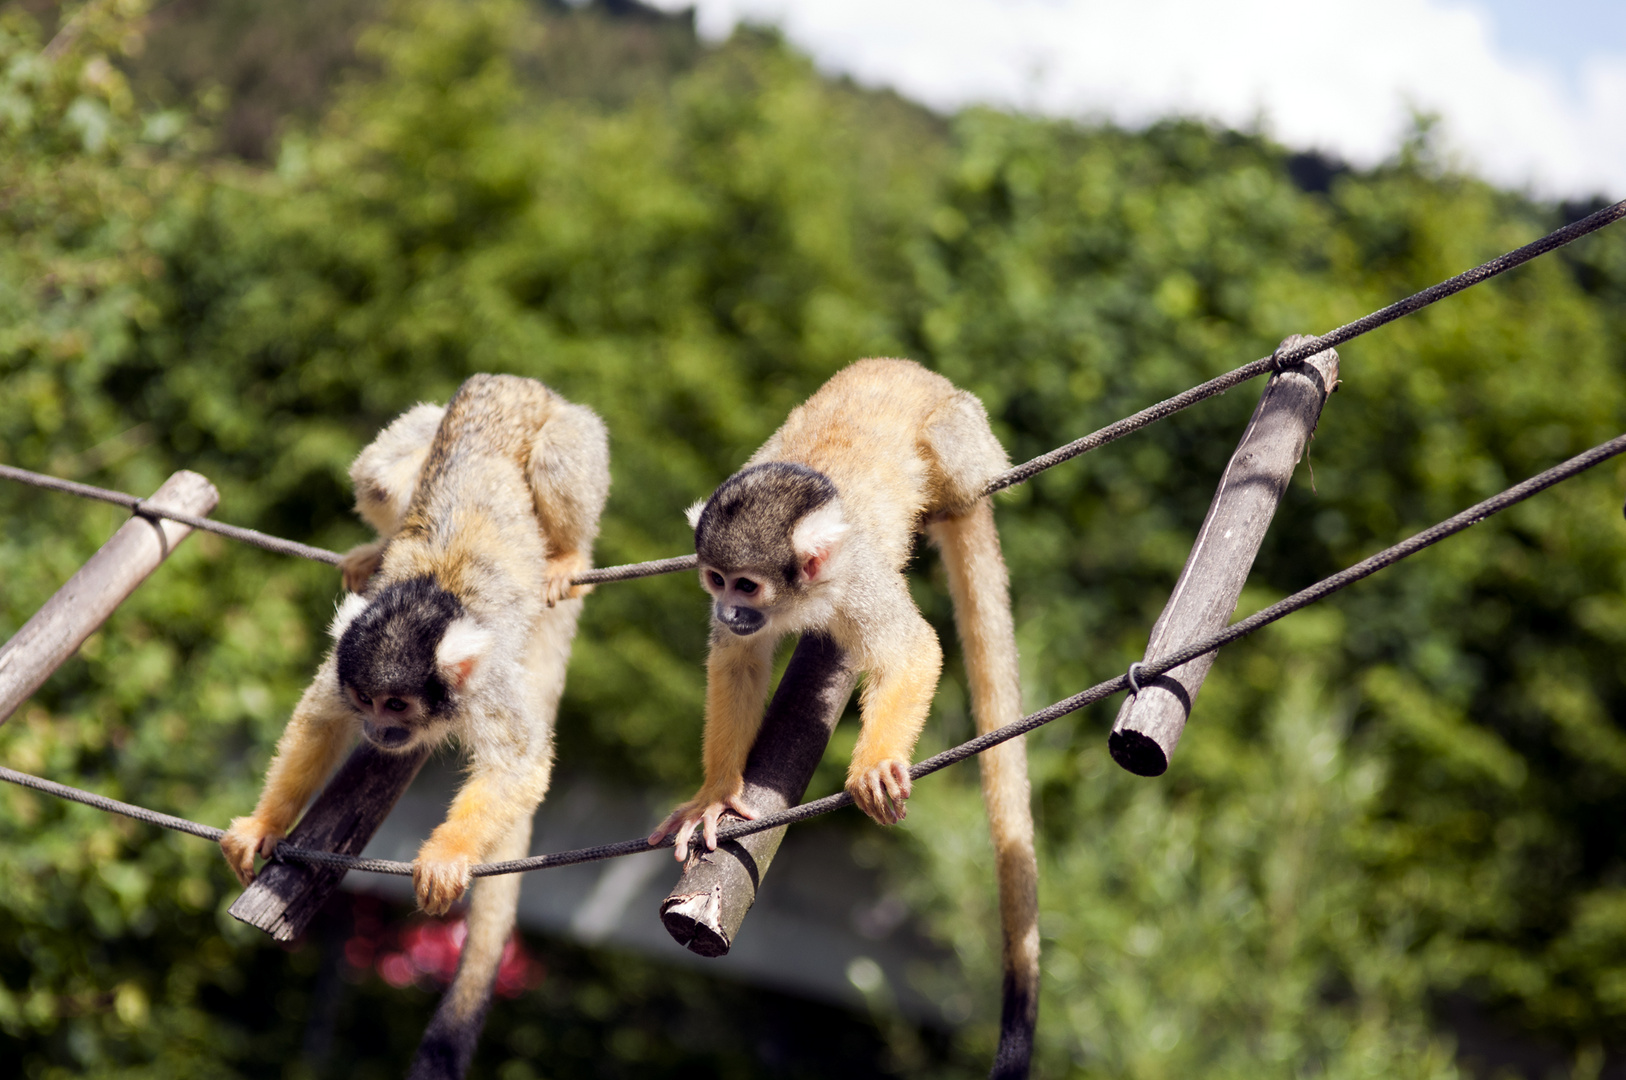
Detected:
[
  {"left": 931, "top": 499, "right": 1040, "bottom": 1080},
  {"left": 407, "top": 816, "right": 533, "bottom": 1080}
]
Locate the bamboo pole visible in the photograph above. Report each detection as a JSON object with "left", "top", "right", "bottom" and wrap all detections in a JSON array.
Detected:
[
  {"left": 660, "top": 633, "right": 855, "bottom": 956},
  {"left": 1109, "top": 336, "right": 1339, "bottom": 776},
  {"left": 228, "top": 743, "right": 431, "bottom": 941},
  {"left": 0, "top": 470, "right": 219, "bottom": 724}
]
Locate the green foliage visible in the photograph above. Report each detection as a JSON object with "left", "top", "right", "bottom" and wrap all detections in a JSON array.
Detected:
[{"left": 3, "top": 0, "right": 1626, "bottom": 1076}]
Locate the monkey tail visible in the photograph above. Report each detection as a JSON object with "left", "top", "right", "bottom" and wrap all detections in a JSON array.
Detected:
[
  {"left": 406, "top": 817, "right": 533, "bottom": 1080},
  {"left": 930, "top": 499, "right": 1039, "bottom": 1080}
]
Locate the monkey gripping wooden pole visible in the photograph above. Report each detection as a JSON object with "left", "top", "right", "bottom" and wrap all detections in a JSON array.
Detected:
[
  {"left": 0, "top": 470, "right": 220, "bottom": 725},
  {"left": 660, "top": 632, "right": 855, "bottom": 956},
  {"left": 228, "top": 742, "right": 431, "bottom": 941},
  {"left": 1109, "top": 335, "right": 1339, "bottom": 776}
]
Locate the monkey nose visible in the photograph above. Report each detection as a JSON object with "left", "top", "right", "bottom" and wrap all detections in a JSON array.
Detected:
[{"left": 720, "top": 605, "right": 765, "bottom": 635}]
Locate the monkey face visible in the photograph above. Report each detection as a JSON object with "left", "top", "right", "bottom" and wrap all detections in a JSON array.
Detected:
[
  {"left": 699, "top": 567, "right": 775, "bottom": 636},
  {"left": 344, "top": 685, "right": 439, "bottom": 750},
  {"left": 690, "top": 464, "right": 850, "bottom": 637}
]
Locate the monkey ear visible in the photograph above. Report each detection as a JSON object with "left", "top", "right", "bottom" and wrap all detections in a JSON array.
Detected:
[
  {"left": 791, "top": 502, "right": 848, "bottom": 583},
  {"left": 684, "top": 498, "right": 707, "bottom": 531},
  {"left": 436, "top": 617, "right": 492, "bottom": 691},
  {"left": 329, "top": 593, "right": 370, "bottom": 640}
]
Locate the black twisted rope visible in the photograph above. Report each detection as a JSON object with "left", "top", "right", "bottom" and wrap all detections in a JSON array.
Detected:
[{"left": 8, "top": 430, "right": 1622, "bottom": 875}]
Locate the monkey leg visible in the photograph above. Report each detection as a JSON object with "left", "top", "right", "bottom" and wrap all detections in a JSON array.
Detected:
[
  {"left": 525, "top": 399, "right": 610, "bottom": 606},
  {"left": 349, "top": 403, "right": 444, "bottom": 539}
]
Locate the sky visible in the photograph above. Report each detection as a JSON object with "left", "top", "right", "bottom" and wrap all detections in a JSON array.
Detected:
[{"left": 644, "top": 0, "right": 1626, "bottom": 201}]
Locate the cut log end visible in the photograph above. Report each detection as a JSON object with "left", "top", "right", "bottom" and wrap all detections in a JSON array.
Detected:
[
  {"left": 1108, "top": 728, "right": 1169, "bottom": 777},
  {"left": 660, "top": 887, "right": 730, "bottom": 957}
]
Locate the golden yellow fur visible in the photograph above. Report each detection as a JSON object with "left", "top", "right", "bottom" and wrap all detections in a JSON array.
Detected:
[
  {"left": 655, "top": 358, "right": 1040, "bottom": 1076},
  {"left": 221, "top": 374, "right": 610, "bottom": 1078}
]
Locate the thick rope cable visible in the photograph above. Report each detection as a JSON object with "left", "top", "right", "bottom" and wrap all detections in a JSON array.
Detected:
[
  {"left": 0, "top": 765, "right": 226, "bottom": 842},
  {"left": 7, "top": 430, "right": 1622, "bottom": 875},
  {"left": 3, "top": 200, "right": 1620, "bottom": 584},
  {"left": 0, "top": 465, "right": 346, "bottom": 566}
]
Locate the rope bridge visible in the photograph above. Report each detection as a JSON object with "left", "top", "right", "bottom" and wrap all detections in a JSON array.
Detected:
[{"left": 1, "top": 198, "right": 1623, "bottom": 879}]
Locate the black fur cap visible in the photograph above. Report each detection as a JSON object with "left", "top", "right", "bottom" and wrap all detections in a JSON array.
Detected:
[
  {"left": 693, "top": 462, "right": 837, "bottom": 585},
  {"left": 336, "top": 576, "right": 462, "bottom": 715}
]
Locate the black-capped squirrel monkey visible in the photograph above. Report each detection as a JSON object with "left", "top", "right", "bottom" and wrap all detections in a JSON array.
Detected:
[
  {"left": 221, "top": 374, "right": 609, "bottom": 1080},
  {"left": 649, "top": 358, "right": 1039, "bottom": 1078}
]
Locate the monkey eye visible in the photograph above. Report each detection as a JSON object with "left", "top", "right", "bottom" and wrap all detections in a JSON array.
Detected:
[
  {"left": 708, "top": 571, "right": 725, "bottom": 589},
  {"left": 355, "top": 691, "right": 373, "bottom": 706},
  {"left": 385, "top": 697, "right": 410, "bottom": 713},
  {"left": 734, "top": 578, "right": 758, "bottom": 595}
]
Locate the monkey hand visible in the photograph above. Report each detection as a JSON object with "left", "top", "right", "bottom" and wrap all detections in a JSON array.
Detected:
[
  {"left": 542, "top": 551, "right": 591, "bottom": 607},
  {"left": 220, "top": 815, "right": 285, "bottom": 887},
  {"left": 413, "top": 836, "right": 473, "bottom": 916},
  {"left": 648, "top": 788, "right": 758, "bottom": 863},
  {"left": 846, "top": 759, "right": 913, "bottom": 826},
  {"left": 339, "top": 541, "right": 386, "bottom": 594}
]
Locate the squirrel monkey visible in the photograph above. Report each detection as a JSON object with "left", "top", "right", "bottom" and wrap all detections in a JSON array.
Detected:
[
  {"left": 220, "top": 374, "right": 609, "bottom": 1080},
  {"left": 649, "top": 358, "right": 1040, "bottom": 1078}
]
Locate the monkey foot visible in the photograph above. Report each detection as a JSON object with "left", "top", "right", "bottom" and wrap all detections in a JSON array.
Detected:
[
  {"left": 339, "top": 541, "right": 386, "bottom": 594},
  {"left": 543, "top": 552, "right": 590, "bottom": 607},
  {"left": 649, "top": 792, "right": 758, "bottom": 863},
  {"left": 847, "top": 759, "right": 913, "bottom": 826}
]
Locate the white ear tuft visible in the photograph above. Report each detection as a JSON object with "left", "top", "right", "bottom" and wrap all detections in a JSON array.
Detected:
[
  {"left": 791, "top": 502, "right": 848, "bottom": 582},
  {"left": 435, "top": 617, "right": 493, "bottom": 691},
  {"left": 792, "top": 501, "right": 848, "bottom": 558},
  {"left": 684, "top": 498, "right": 708, "bottom": 531},
  {"left": 329, "top": 593, "right": 370, "bottom": 640}
]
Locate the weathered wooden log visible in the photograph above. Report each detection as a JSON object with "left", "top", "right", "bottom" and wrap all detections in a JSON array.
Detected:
[
  {"left": 0, "top": 470, "right": 220, "bottom": 725},
  {"left": 660, "top": 633, "right": 855, "bottom": 957},
  {"left": 227, "top": 743, "right": 431, "bottom": 941},
  {"left": 1110, "top": 335, "right": 1340, "bottom": 776}
]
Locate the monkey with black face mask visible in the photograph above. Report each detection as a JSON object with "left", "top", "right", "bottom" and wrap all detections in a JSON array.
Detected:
[
  {"left": 650, "top": 358, "right": 1039, "bottom": 1079},
  {"left": 222, "top": 373, "right": 609, "bottom": 1080}
]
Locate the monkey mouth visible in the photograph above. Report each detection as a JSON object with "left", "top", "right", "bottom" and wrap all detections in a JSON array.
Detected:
[
  {"left": 363, "top": 722, "right": 415, "bottom": 750},
  {"left": 718, "top": 605, "right": 766, "bottom": 636}
]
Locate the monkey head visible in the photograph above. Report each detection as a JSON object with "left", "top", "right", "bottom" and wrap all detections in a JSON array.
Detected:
[
  {"left": 329, "top": 576, "right": 491, "bottom": 751},
  {"left": 688, "top": 462, "right": 849, "bottom": 637}
]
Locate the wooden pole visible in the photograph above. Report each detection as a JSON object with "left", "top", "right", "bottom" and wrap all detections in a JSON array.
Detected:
[
  {"left": 660, "top": 633, "right": 855, "bottom": 957},
  {"left": 1109, "top": 335, "right": 1339, "bottom": 776},
  {"left": 228, "top": 742, "right": 431, "bottom": 941},
  {"left": 0, "top": 470, "right": 219, "bottom": 725}
]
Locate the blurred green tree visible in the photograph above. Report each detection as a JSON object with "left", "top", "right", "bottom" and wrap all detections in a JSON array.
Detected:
[{"left": 3, "top": 0, "right": 1626, "bottom": 1076}]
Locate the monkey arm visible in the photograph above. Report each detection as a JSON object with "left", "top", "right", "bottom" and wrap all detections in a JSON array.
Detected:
[
  {"left": 414, "top": 735, "right": 554, "bottom": 916},
  {"left": 846, "top": 614, "right": 942, "bottom": 826},
  {"left": 649, "top": 630, "right": 776, "bottom": 860},
  {"left": 526, "top": 400, "right": 611, "bottom": 606},
  {"left": 220, "top": 662, "right": 354, "bottom": 885}
]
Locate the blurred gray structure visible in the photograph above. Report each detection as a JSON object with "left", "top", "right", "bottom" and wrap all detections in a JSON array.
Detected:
[{"left": 346, "top": 760, "right": 954, "bottom": 1021}]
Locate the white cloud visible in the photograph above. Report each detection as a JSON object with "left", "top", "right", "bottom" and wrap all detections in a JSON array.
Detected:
[{"left": 648, "top": 0, "right": 1626, "bottom": 199}]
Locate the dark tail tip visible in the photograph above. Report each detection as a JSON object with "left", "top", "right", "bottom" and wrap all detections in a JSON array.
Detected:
[
  {"left": 406, "top": 996, "right": 491, "bottom": 1080},
  {"left": 988, "top": 968, "right": 1037, "bottom": 1079}
]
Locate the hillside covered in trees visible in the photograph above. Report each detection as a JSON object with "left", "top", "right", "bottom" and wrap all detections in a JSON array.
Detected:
[{"left": 3, "top": 1, "right": 1626, "bottom": 1076}]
